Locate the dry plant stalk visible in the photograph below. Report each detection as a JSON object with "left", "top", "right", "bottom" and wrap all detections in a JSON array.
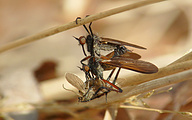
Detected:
[
  {"left": 120, "top": 105, "right": 192, "bottom": 118},
  {"left": 120, "top": 54, "right": 192, "bottom": 87},
  {"left": 0, "top": 0, "right": 167, "bottom": 53}
]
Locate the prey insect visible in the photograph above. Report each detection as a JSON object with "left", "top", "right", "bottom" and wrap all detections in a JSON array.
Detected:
[{"left": 65, "top": 73, "right": 121, "bottom": 102}]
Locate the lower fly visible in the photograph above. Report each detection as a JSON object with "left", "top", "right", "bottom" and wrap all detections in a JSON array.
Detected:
[{"left": 65, "top": 72, "right": 122, "bottom": 102}]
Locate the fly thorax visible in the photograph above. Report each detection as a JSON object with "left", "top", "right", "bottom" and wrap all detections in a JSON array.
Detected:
[
  {"left": 93, "top": 35, "right": 101, "bottom": 56},
  {"left": 86, "top": 35, "right": 93, "bottom": 53}
]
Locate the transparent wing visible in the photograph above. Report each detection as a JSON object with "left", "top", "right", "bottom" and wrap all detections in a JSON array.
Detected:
[
  {"left": 65, "top": 73, "right": 85, "bottom": 92},
  {"left": 101, "top": 37, "right": 146, "bottom": 50}
]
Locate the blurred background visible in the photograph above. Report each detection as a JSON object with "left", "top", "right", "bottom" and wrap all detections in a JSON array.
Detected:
[{"left": 0, "top": 0, "right": 192, "bottom": 119}]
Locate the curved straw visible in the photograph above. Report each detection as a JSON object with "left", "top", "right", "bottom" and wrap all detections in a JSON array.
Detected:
[{"left": 0, "top": 0, "right": 167, "bottom": 53}]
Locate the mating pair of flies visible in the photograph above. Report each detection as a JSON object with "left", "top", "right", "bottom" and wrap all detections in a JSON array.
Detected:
[{"left": 66, "top": 17, "right": 158, "bottom": 102}]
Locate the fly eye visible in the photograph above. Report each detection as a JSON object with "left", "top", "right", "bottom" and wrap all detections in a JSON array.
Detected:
[
  {"left": 83, "top": 65, "right": 90, "bottom": 72},
  {"left": 79, "top": 36, "right": 86, "bottom": 45}
]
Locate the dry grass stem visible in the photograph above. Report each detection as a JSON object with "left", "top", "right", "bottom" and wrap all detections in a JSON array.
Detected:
[
  {"left": 0, "top": 0, "right": 167, "bottom": 54},
  {"left": 120, "top": 105, "right": 192, "bottom": 118},
  {"left": 125, "top": 69, "right": 192, "bottom": 98},
  {"left": 119, "top": 51, "right": 192, "bottom": 87},
  {"left": 169, "top": 50, "right": 192, "bottom": 65}
]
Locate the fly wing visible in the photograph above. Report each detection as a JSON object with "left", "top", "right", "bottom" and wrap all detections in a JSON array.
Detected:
[
  {"left": 65, "top": 73, "right": 85, "bottom": 92},
  {"left": 100, "top": 37, "right": 146, "bottom": 50},
  {"left": 102, "top": 57, "right": 158, "bottom": 74},
  {"left": 120, "top": 52, "right": 141, "bottom": 60}
]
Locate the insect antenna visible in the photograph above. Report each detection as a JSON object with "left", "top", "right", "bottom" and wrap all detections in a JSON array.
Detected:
[{"left": 62, "top": 84, "right": 81, "bottom": 97}]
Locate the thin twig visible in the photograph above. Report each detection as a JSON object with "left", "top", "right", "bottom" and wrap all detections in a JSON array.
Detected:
[
  {"left": 119, "top": 51, "right": 192, "bottom": 87},
  {"left": 120, "top": 105, "right": 192, "bottom": 118},
  {"left": 124, "top": 69, "right": 192, "bottom": 98},
  {"left": 169, "top": 50, "right": 192, "bottom": 65},
  {"left": 0, "top": 0, "right": 167, "bottom": 53}
]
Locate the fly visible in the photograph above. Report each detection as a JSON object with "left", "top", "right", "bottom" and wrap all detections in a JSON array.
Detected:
[{"left": 74, "top": 17, "right": 146, "bottom": 57}]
